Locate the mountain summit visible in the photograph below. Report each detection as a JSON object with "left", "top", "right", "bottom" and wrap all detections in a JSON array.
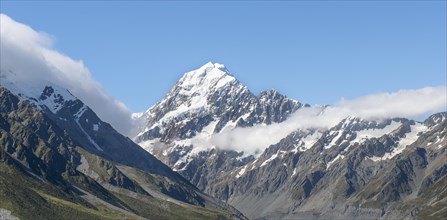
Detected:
[
  {"left": 133, "top": 62, "right": 301, "bottom": 142},
  {"left": 174, "top": 62, "right": 237, "bottom": 100}
]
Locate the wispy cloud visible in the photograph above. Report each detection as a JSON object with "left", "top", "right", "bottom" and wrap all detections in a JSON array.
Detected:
[
  {"left": 210, "top": 86, "right": 447, "bottom": 155},
  {"left": 0, "top": 14, "right": 133, "bottom": 135}
]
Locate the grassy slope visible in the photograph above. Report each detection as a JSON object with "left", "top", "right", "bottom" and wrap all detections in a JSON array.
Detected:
[
  {"left": 0, "top": 150, "right": 238, "bottom": 220},
  {"left": 0, "top": 161, "right": 115, "bottom": 220}
]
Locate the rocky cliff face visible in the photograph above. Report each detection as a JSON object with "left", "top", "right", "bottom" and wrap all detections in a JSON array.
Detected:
[{"left": 133, "top": 62, "right": 447, "bottom": 219}]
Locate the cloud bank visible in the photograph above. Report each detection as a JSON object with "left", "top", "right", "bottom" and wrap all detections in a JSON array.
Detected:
[
  {"left": 0, "top": 14, "right": 133, "bottom": 135},
  {"left": 210, "top": 86, "right": 447, "bottom": 155}
]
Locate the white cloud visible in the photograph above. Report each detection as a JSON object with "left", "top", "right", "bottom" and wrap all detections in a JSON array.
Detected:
[
  {"left": 0, "top": 14, "right": 133, "bottom": 135},
  {"left": 210, "top": 86, "right": 447, "bottom": 156},
  {"left": 337, "top": 86, "right": 447, "bottom": 119}
]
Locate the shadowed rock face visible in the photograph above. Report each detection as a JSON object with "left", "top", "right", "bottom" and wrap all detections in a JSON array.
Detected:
[{"left": 133, "top": 64, "right": 447, "bottom": 219}]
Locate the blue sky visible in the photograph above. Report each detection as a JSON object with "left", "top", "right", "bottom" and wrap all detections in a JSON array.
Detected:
[{"left": 1, "top": 1, "right": 446, "bottom": 112}]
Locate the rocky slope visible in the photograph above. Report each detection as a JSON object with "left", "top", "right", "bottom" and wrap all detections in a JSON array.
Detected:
[
  {"left": 0, "top": 70, "right": 246, "bottom": 220},
  {"left": 133, "top": 62, "right": 447, "bottom": 219}
]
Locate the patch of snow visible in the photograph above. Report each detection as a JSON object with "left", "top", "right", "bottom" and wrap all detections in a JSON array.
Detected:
[
  {"left": 93, "top": 124, "right": 99, "bottom": 131},
  {"left": 326, "top": 154, "right": 345, "bottom": 169},
  {"left": 173, "top": 154, "right": 190, "bottom": 172},
  {"left": 292, "top": 131, "right": 323, "bottom": 152},
  {"left": 136, "top": 125, "right": 153, "bottom": 138},
  {"left": 433, "top": 115, "right": 445, "bottom": 124},
  {"left": 202, "top": 120, "right": 218, "bottom": 135},
  {"left": 161, "top": 102, "right": 198, "bottom": 121},
  {"left": 74, "top": 105, "right": 88, "bottom": 119},
  {"left": 368, "top": 122, "right": 428, "bottom": 161},
  {"left": 260, "top": 153, "right": 278, "bottom": 167},
  {"left": 351, "top": 121, "right": 402, "bottom": 144},
  {"left": 235, "top": 165, "right": 247, "bottom": 179},
  {"left": 292, "top": 167, "right": 298, "bottom": 176},
  {"left": 324, "top": 131, "right": 343, "bottom": 149},
  {"left": 341, "top": 116, "right": 356, "bottom": 129},
  {"left": 215, "top": 73, "right": 235, "bottom": 89},
  {"left": 398, "top": 123, "right": 427, "bottom": 147},
  {"left": 220, "top": 120, "right": 238, "bottom": 132},
  {"left": 74, "top": 106, "right": 103, "bottom": 151}
]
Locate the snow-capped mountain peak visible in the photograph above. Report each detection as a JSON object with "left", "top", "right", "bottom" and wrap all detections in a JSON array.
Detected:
[
  {"left": 132, "top": 62, "right": 251, "bottom": 140},
  {"left": 133, "top": 62, "right": 302, "bottom": 146},
  {"left": 0, "top": 68, "right": 77, "bottom": 114},
  {"left": 176, "top": 62, "right": 237, "bottom": 96}
]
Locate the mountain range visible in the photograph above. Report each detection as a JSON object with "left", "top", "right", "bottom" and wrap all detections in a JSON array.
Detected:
[
  {"left": 1, "top": 62, "right": 446, "bottom": 219},
  {"left": 132, "top": 62, "right": 447, "bottom": 219}
]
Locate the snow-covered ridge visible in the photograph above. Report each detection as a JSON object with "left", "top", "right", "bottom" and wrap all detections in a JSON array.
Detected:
[
  {"left": 350, "top": 121, "right": 402, "bottom": 144},
  {"left": 368, "top": 122, "right": 429, "bottom": 161},
  {"left": 1, "top": 69, "right": 107, "bottom": 152},
  {"left": 1, "top": 69, "right": 77, "bottom": 114}
]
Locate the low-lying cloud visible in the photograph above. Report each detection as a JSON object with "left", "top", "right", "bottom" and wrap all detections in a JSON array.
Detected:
[
  {"left": 0, "top": 14, "right": 133, "bottom": 135},
  {"left": 210, "top": 86, "right": 447, "bottom": 155}
]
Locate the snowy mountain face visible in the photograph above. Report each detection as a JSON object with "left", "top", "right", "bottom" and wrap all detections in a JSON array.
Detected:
[
  {"left": 0, "top": 69, "right": 246, "bottom": 219},
  {"left": 1, "top": 69, "right": 109, "bottom": 154},
  {"left": 134, "top": 62, "right": 447, "bottom": 219},
  {"left": 133, "top": 62, "right": 302, "bottom": 184},
  {"left": 1, "top": 69, "right": 77, "bottom": 114}
]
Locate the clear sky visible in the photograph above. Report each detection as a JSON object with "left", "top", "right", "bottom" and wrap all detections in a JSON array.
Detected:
[{"left": 1, "top": 1, "right": 446, "bottom": 112}]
